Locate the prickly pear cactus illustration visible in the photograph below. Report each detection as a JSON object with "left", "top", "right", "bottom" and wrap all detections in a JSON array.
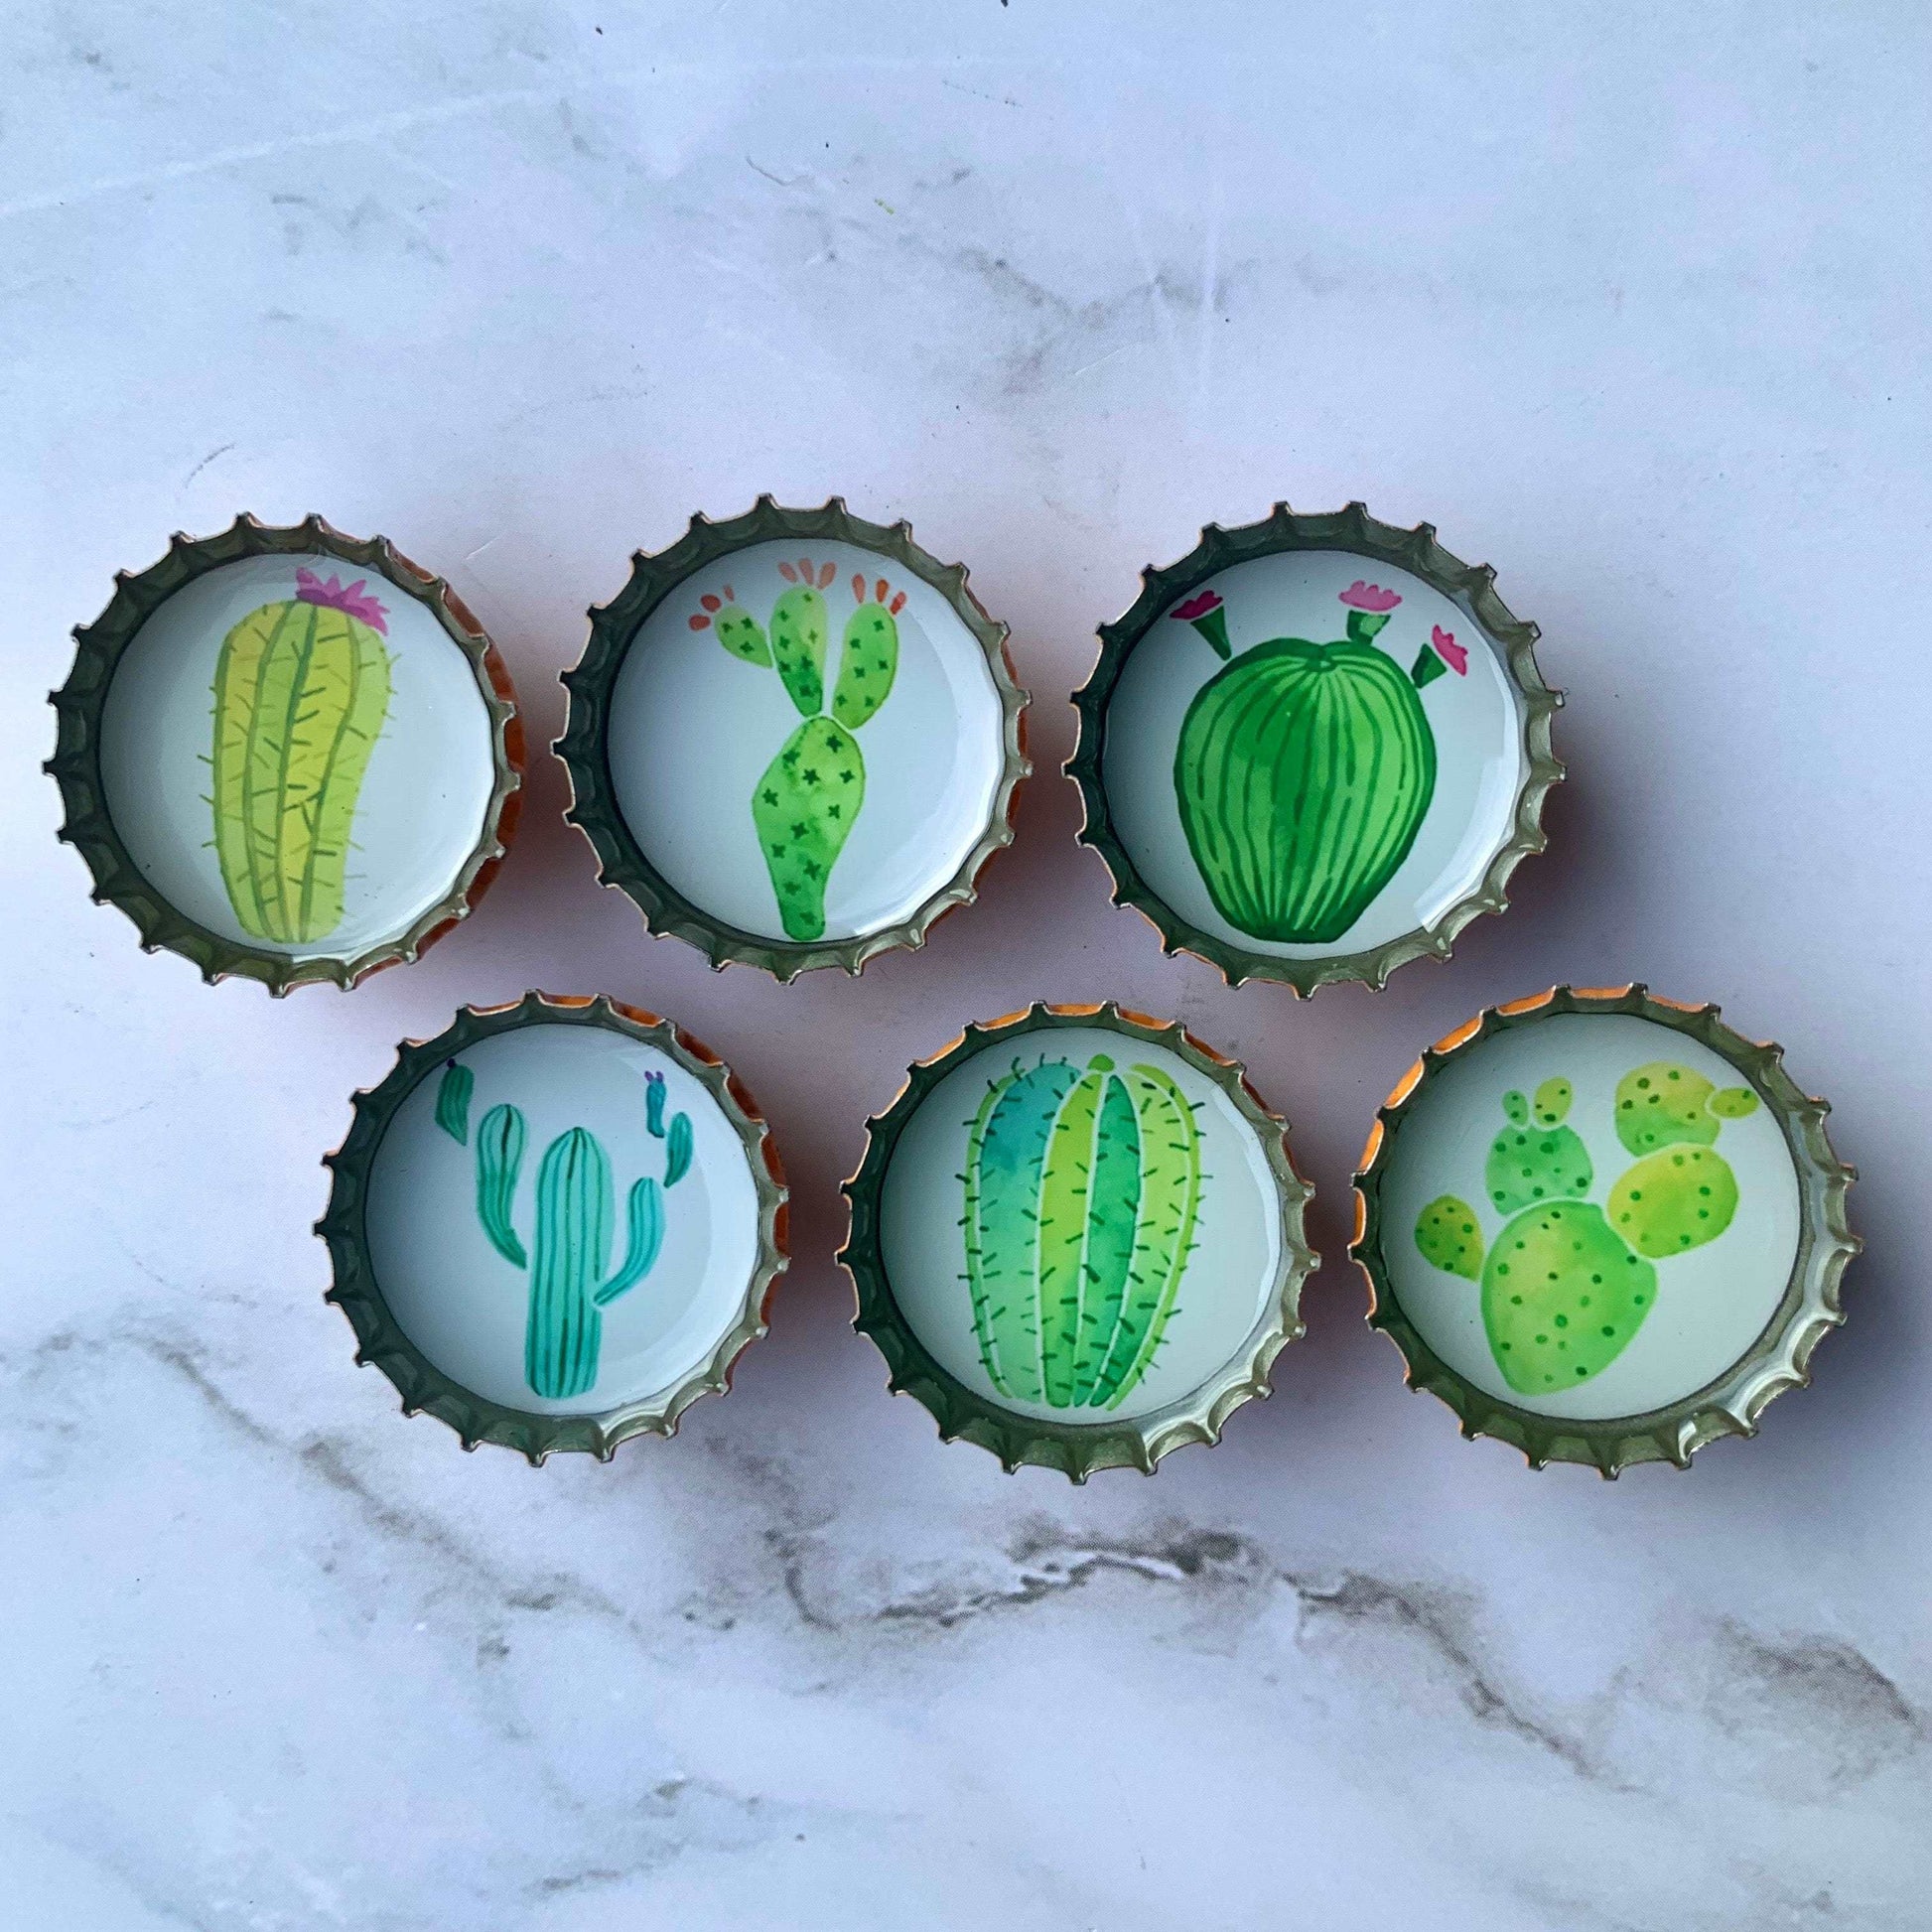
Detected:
[
  {"left": 960, "top": 1052, "right": 1205, "bottom": 1410},
  {"left": 209, "top": 567, "right": 393, "bottom": 944},
  {"left": 1170, "top": 582, "right": 1469, "bottom": 945},
  {"left": 1412, "top": 1064, "right": 1760, "bottom": 1394},
  {"left": 434, "top": 1061, "right": 695, "bottom": 1400},
  {"left": 690, "top": 557, "right": 902, "bottom": 942}
]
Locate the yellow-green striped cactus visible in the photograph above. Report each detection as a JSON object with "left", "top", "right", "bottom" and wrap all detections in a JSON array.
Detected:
[
  {"left": 209, "top": 569, "right": 393, "bottom": 944},
  {"left": 690, "top": 557, "right": 901, "bottom": 942},
  {"left": 961, "top": 1052, "right": 1204, "bottom": 1410},
  {"left": 436, "top": 1062, "right": 695, "bottom": 1401}
]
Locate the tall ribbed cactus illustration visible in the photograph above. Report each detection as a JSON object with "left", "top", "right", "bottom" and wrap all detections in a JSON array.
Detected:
[
  {"left": 1413, "top": 1063, "right": 1760, "bottom": 1393},
  {"left": 689, "top": 557, "right": 901, "bottom": 941},
  {"left": 960, "top": 1052, "right": 1205, "bottom": 1410},
  {"left": 435, "top": 1061, "right": 695, "bottom": 1400},
  {"left": 208, "top": 568, "right": 393, "bottom": 944},
  {"left": 1170, "top": 582, "right": 1469, "bottom": 944}
]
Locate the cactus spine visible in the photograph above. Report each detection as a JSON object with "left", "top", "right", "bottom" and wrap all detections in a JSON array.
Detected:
[
  {"left": 209, "top": 570, "right": 392, "bottom": 944},
  {"left": 436, "top": 1060, "right": 693, "bottom": 1400},
  {"left": 961, "top": 1052, "right": 1204, "bottom": 1411},
  {"left": 1413, "top": 1063, "right": 1760, "bottom": 1393},
  {"left": 690, "top": 558, "right": 901, "bottom": 942}
]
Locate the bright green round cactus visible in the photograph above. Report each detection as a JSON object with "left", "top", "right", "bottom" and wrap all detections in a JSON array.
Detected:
[
  {"left": 1484, "top": 1084, "right": 1592, "bottom": 1216},
  {"left": 1414, "top": 1058, "right": 1760, "bottom": 1392},
  {"left": 961, "top": 1051, "right": 1204, "bottom": 1411},
  {"left": 691, "top": 559, "right": 902, "bottom": 942}
]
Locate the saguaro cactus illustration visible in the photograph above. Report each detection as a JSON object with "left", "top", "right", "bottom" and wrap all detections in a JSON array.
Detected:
[
  {"left": 435, "top": 1061, "right": 696, "bottom": 1400},
  {"left": 209, "top": 567, "right": 393, "bottom": 944},
  {"left": 960, "top": 1052, "right": 1205, "bottom": 1411},
  {"left": 689, "top": 557, "right": 901, "bottom": 941},
  {"left": 1412, "top": 1064, "right": 1759, "bottom": 1393},
  {"left": 1170, "top": 582, "right": 1467, "bottom": 945}
]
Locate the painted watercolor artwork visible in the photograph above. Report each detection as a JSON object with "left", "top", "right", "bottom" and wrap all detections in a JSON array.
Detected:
[
  {"left": 690, "top": 556, "right": 902, "bottom": 941},
  {"left": 434, "top": 1058, "right": 697, "bottom": 1400},
  {"left": 1168, "top": 580, "right": 1467, "bottom": 945},
  {"left": 1412, "top": 1062, "right": 1761, "bottom": 1394},
  {"left": 207, "top": 568, "right": 393, "bottom": 945}
]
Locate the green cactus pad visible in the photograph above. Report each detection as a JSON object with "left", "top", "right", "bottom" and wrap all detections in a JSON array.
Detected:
[
  {"left": 1414, "top": 1194, "right": 1483, "bottom": 1280},
  {"left": 1481, "top": 1201, "right": 1657, "bottom": 1393},
  {"left": 752, "top": 715, "right": 866, "bottom": 942},
  {"left": 1532, "top": 1077, "right": 1573, "bottom": 1126},
  {"left": 1173, "top": 633, "right": 1437, "bottom": 944},
  {"left": 833, "top": 599, "right": 899, "bottom": 730},
  {"left": 712, "top": 606, "right": 771, "bottom": 666},
  {"left": 1607, "top": 1145, "right": 1741, "bottom": 1258},
  {"left": 210, "top": 596, "right": 391, "bottom": 945},
  {"left": 476, "top": 1102, "right": 528, "bottom": 1267},
  {"left": 769, "top": 584, "right": 828, "bottom": 717},
  {"left": 1484, "top": 1091, "right": 1592, "bottom": 1216},
  {"left": 527, "top": 1128, "right": 613, "bottom": 1400},
  {"left": 1613, "top": 1062, "right": 1757, "bottom": 1155},
  {"left": 961, "top": 1053, "right": 1204, "bottom": 1412}
]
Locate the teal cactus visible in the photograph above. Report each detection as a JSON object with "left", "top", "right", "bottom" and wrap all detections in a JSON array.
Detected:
[
  {"left": 690, "top": 558, "right": 902, "bottom": 942},
  {"left": 1414, "top": 1063, "right": 1760, "bottom": 1393},
  {"left": 435, "top": 1060, "right": 695, "bottom": 1400},
  {"left": 961, "top": 1052, "right": 1205, "bottom": 1410}
]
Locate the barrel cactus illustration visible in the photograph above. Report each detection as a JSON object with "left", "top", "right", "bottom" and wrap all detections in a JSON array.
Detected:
[
  {"left": 434, "top": 1061, "right": 695, "bottom": 1400},
  {"left": 689, "top": 558, "right": 902, "bottom": 942},
  {"left": 1170, "top": 582, "right": 1468, "bottom": 944},
  {"left": 960, "top": 1051, "right": 1205, "bottom": 1410},
  {"left": 209, "top": 567, "right": 393, "bottom": 944},
  {"left": 1412, "top": 1064, "right": 1759, "bottom": 1393}
]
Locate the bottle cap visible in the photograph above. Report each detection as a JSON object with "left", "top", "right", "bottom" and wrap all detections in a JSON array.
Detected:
[
  {"left": 47, "top": 514, "right": 523, "bottom": 993},
  {"left": 1352, "top": 984, "right": 1859, "bottom": 1473},
  {"left": 559, "top": 496, "right": 1030, "bottom": 980},
  {"left": 841, "top": 1002, "right": 1315, "bottom": 1478},
  {"left": 319, "top": 992, "right": 788, "bottom": 1461},
  {"left": 1069, "top": 501, "right": 1562, "bottom": 993}
]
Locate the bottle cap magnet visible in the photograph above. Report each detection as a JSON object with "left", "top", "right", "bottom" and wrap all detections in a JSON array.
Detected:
[
  {"left": 841, "top": 1002, "right": 1315, "bottom": 1479},
  {"left": 319, "top": 993, "right": 788, "bottom": 1461},
  {"left": 558, "top": 497, "right": 1030, "bottom": 980},
  {"left": 1352, "top": 985, "right": 1859, "bottom": 1473},
  {"left": 1069, "top": 502, "right": 1562, "bottom": 993},
  {"left": 47, "top": 514, "right": 522, "bottom": 993}
]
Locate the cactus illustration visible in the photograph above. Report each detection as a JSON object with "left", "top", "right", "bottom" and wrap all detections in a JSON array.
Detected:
[
  {"left": 960, "top": 1052, "right": 1205, "bottom": 1411},
  {"left": 434, "top": 1060, "right": 695, "bottom": 1400},
  {"left": 1412, "top": 1064, "right": 1760, "bottom": 1393},
  {"left": 689, "top": 558, "right": 902, "bottom": 941},
  {"left": 208, "top": 567, "right": 392, "bottom": 944},
  {"left": 1170, "top": 583, "right": 1467, "bottom": 945}
]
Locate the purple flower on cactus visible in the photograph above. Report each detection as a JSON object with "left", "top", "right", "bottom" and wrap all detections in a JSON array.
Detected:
[
  {"left": 296, "top": 566, "right": 390, "bottom": 634},
  {"left": 1172, "top": 586, "right": 1233, "bottom": 662},
  {"left": 1431, "top": 624, "right": 1468, "bottom": 675},
  {"left": 1339, "top": 581, "right": 1401, "bottom": 614}
]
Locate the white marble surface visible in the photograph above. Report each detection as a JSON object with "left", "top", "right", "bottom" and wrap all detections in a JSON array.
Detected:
[{"left": 5, "top": 5, "right": 1929, "bottom": 1926}]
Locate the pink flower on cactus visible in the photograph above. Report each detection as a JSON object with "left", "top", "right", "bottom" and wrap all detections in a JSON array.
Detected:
[
  {"left": 1339, "top": 581, "right": 1401, "bottom": 614},
  {"left": 1171, "top": 590, "right": 1224, "bottom": 622},
  {"left": 296, "top": 567, "right": 390, "bottom": 634},
  {"left": 1431, "top": 624, "right": 1468, "bottom": 675}
]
